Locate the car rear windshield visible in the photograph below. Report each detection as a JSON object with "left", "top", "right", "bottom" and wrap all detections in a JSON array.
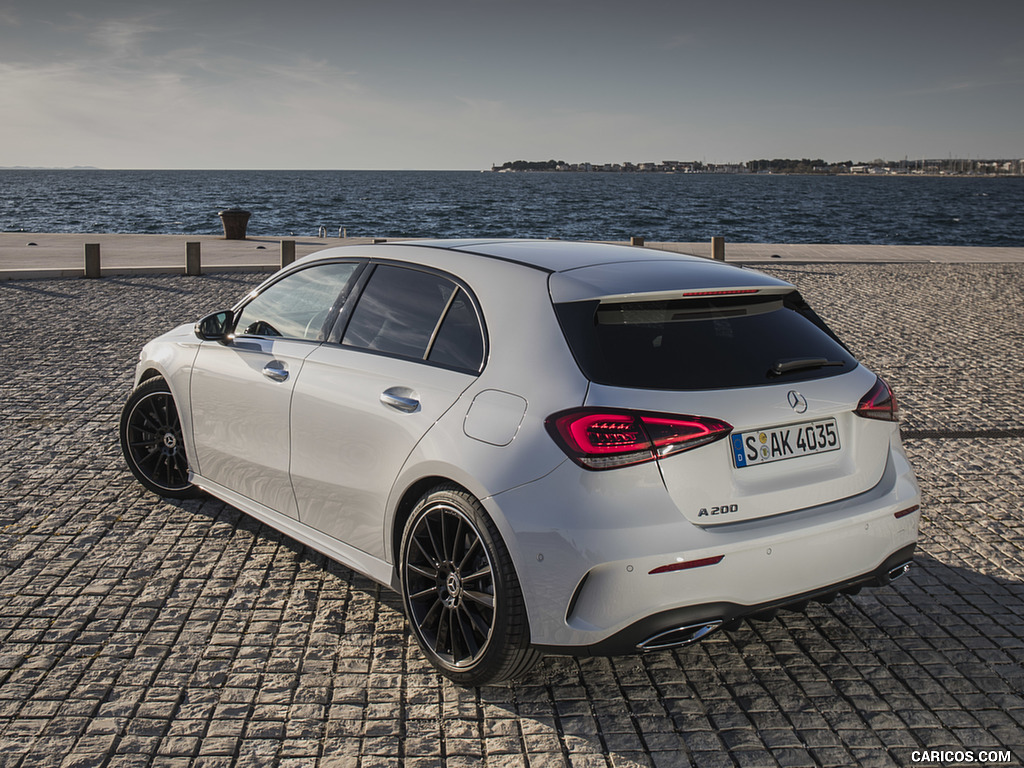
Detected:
[{"left": 554, "top": 291, "right": 859, "bottom": 390}]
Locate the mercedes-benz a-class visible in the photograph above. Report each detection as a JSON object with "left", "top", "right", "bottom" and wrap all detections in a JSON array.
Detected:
[{"left": 121, "top": 240, "right": 920, "bottom": 685}]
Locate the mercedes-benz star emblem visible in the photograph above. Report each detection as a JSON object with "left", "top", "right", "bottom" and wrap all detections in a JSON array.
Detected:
[{"left": 787, "top": 390, "right": 808, "bottom": 413}]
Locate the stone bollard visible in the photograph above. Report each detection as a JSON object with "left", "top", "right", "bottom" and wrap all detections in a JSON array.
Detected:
[
  {"left": 281, "top": 239, "right": 296, "bottom": 268},
  {"left": 631, "top": 236, "right": 645, "bottom": 247},
  {"left": 84, "top": 243, "right": 101, "bottom": 278},
  {"left": 712, "top": 236, "right": 725, "bottom": 261},
  {"left": 218, "top": 208, "right": 252, "bottom": 240},
  {"left": 186, "top": 242, "right": 202, "bottom": 276}
]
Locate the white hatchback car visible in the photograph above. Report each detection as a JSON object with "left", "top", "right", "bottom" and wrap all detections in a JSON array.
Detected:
[{"left": 121, "top": 239, "right": 920, "bottom": 685}]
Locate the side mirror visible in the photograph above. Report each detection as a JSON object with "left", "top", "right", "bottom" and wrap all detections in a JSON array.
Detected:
[{"left": 194, "top": 310, "right": 235, "bottom": 344}]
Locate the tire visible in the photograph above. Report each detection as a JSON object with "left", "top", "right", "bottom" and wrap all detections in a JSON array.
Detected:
[
  {"left": 119, "top": 376, "right": 200, "bottom": 499},
  {"left": 400, "top": 484, "right": 541, "bottom": 686}
]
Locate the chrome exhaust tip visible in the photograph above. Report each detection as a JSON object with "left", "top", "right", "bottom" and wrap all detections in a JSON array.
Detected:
[
  {"left": 887, "top": 561, "right": 913, "bottom": 582},
  {"left": 637, "top": 621, "right": 723, "bottom": 651}
]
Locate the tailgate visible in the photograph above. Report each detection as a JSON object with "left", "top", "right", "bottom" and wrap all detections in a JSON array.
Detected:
[{"left": 585, "top": 367, "right": 894, "bottom": 525}]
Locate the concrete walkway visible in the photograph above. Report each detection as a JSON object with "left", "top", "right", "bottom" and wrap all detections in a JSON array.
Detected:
[{"left": 2, "top": 232, "right": 1023, "bottom": 279}]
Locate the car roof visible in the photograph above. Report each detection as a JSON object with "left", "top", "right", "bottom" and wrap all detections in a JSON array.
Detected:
[
  {"left": 406, "top": 239, "right": 794, "bottom": 303},
  {"left": 407, "top": 238, "right": 689, "bottom": 273},
  {"left": 300, "top": 239, "right": 794, "bottom": 303}
]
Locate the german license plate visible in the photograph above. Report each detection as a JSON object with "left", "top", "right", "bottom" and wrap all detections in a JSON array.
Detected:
[{"left": 731, "top": 418, "right": 840, "bottom": 468}]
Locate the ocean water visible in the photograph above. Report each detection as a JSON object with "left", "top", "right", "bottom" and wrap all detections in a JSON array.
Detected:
[{"left": 1, "top": 169, "right": 1022, "bottom": 246}]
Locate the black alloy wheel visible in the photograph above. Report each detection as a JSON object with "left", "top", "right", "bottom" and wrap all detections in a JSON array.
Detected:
[
  {"left": 400, "top": 485, "right": 540, "bottom": 686},
  {"left": 120, "top": 376, "right": 199, "bottom": 499}
]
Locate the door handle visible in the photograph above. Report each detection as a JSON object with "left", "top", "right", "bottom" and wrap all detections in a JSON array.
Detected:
[
  {"left": 380, "top": 388, "right": 420, "bottom": 413},
  {"left": 262, "top": 363, "right": 289, "bottom": 382}
]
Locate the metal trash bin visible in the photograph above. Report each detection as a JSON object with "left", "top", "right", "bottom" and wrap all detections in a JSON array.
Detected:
[{"left": 218, "top": 208, "right": 252, "bottom": 240}]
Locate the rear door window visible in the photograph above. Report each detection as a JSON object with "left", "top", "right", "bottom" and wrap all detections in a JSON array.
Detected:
[
  {"left": 555, "top": 291, "right": 857, "bottom": 390},
  {"left": 342, "top": 264, "right": 485, "bottom": 373}
]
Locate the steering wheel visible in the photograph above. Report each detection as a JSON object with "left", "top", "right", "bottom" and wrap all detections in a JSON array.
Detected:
[{"left": 304, "top": 309, "right": 330, "bottom": 339}]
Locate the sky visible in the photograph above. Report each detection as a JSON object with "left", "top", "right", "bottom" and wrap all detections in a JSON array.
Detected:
[{"left": 1, "top": 0, "right": 1022, "bottom": 169}]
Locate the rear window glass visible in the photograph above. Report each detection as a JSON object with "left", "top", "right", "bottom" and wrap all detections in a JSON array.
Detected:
[{"left": 554, "top": 292, "right": 858, "bottom": 390}]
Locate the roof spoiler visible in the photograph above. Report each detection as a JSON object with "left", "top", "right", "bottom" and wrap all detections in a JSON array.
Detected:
[{"left": 549, "top": 259, "right": 793, "bottom": 303}]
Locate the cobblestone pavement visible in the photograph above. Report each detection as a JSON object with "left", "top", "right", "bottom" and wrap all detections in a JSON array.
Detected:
[{"left": 1, "top": 265, "right": 1022, "bottom": 768}]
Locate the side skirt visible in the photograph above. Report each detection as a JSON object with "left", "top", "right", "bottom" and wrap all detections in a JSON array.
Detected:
[{"left": 191, "top": 473, "right": 397, "bottom": 589}]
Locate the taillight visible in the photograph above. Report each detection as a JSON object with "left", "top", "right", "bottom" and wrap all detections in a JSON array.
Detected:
[
  {"left": 855, "top": 376, "right": 899, "bottom": 422},
  {"left": 546, "top": 408, "right": 732, "bottom": 470}
]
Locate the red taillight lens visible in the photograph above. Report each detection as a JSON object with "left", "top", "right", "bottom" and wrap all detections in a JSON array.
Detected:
[
  {"left": 546, "top": 408, "right": 733, "bottom": 470},
  {"left": 855, "top": 376, "right": 899, "bottom": 422}
]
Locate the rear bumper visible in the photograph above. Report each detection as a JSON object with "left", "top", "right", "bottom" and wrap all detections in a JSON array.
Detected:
[
  {"left": 486, "top": 439, "right": 920, "bottom": 651},
  {"left": 535, "top": 543, "right": 916, "bottom": 657}
]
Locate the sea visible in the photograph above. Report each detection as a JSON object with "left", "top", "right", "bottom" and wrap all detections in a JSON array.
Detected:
[{"left": 1, "top": 169, "right": 1022, "bottom": 246}]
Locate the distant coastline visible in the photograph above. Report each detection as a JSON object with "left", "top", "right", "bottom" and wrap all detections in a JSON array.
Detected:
[
  {"left": 2, "top": 159, "right": 1021, "bottom": 177},
  {"left": 0, "top": 166, "right": 101, "bottom": 170},
  {"left": 490, "top": 158, "right": 1024, "bottom": 177}
]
